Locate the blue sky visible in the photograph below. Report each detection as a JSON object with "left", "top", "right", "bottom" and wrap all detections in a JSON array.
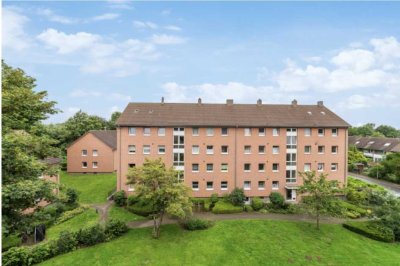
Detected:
[{"left": 3, "top": 1, "right": 400, "bottom": 127}]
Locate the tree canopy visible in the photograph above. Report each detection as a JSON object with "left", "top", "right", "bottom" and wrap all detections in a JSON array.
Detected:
[{"left": 349, "top": 123, "right": 400, "bottom": 138}]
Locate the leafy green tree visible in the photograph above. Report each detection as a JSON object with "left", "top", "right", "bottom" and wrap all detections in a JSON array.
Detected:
[
  {"left": 298, "top": 171, "right": 341, "bottom": 230},
  {"left": 229, "top": 188, "right": 246, "bottom": 206},
  {"left": 349, "top": 123, "right": 376, "bottom": 137},
  {"left": 375, "top": 125, "right": 400, "bottom": 138},
  {"left": 381, "top": 153, "right": 400, "bottom": 183},
  {"left": 108, "top": 111, "right": 121, "bottom": 130},
  {"left": 127, "top": 158, "right": 192, "bottom": 238},
  {"left": 348, "top": 145, "right": 369, "bottom": 171}
]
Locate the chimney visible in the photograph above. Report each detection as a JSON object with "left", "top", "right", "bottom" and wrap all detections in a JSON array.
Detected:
[
  {"left": 291, "top": 99, "right": 298, "bottom": 106},
  {"left": 161, "top": 97, "right": 165, "bottom": 104},
  {"left": 257, "top": 99, "right": 262, "bottom": 106},
  {"left": 198, "top": 98, "right": 202, "bottom": 105},
  {"left": 317, "top": 100, "right": 323, "bottom": 107},
  {"left": 226, "top": 99, "right": 234, "bottom": 105}
]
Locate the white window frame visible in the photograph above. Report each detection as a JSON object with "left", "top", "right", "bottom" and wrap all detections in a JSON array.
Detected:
[
  {"left": 272, "top": 181, "right": 279, "bottom": 190},
  {"left": 92, "top": 162, "right": 98, "bottom": 168},
  {"left": 258, "top": 163, "right": 265, "bottom": 172},
  {"left": 318, "top": 145, "right": 325, "bottom": 154},
  {"left": 206, "top": 181, "right": 214, "bottom": 191},
  {"left": 272, "top": 146, "right": 279, "bottom": 154},
  {"left": 258, "top": 181, "right": 265, "bottom": 190},
  {"left": 272, "top": 128, "right": 280, "bottom": 136},
  {"left": 192, "top": 163, "right": 199, "bottom": 172},
  {"left": 332, "top": 146, "right": 338, "bottom": 154},
  {"left": 158, "top": 145, "right": 166, "bottom": 154},
  {"left": 332, "top": 128, "right": 338, "bottom": 137},
  {"left": 258, "top": 128, "right": 266, "bottom": 136},
  {"left": 244, "top": 128, "right": 251, "bottom": 136},
  {"left": 81, "top": 149, "right": 87, "bottom": 156},
  {"left": 304, "top": 145, "right": 311, "bottom": 154},
  {"left": 143, "top": 145, "right": 151, "bottom": 154},
  {"left": 128, "top": 145, "right": 136, "bottom": 154},
  {"left": 304, "top": 163, "right": 311, "bottom": 172},
  {"left": 244, "top": 145, "right": 252, "bottom": 154},
  {"left": 304, "top": 128, "right": 311, "bottom": 136},
  {"left": 82, "top": 162, "right": 87, "bottom": 168},
  {"left": 318, "top": 128, "right": 325, "bottom": 136},
  {"left": 244, "top": 163, "right": 251, "bottom": 172},
  {"left": 128, "top": 127, "right": 136, "bottom": 136},
  {"left": 317, "top": 163, "right": 324, "bottom": 172},
  {"left": 192, "top": 181, "right": 199, "bottom": 191},
  {"left": 206, "top": 128, "right": 214, "bottom": 136},
  {"left": 92, "top": 149, "right": 98, "bottom": 156},
  {"left": 272, "top": 163, "right": 279, "bottom": 172},
  {"left": 331, "top": 163, "right": 338, "bottom": 171},
  {"left": 221, "top": 145, "right": 229, "bottom": 154},
  {"left": 206, "top": 163, "right": 214, "bottom": 172},
  {"left": 206, "top": 145, "right": 214, "bottom": 154},
  {"left": 143, "top": 127, "right": 151, "bottom": 136},
  {"left": 158, "top": 127, "right": 166, "bottom": 136},
  {"left": 221, "top": 163, "right": 228, "bottom": 172},
  {"left": 244, "top": 181, "right": 251, "bottom": 190},
  {"left": 192, "top": 127, "right": 199, "bottom": 136},
  {"left": 221, "top": 127, "right": 228, "bottom": 136},
  {"left": 128, "top": 184, "right": 135, "bottom": 192},
  {"left": 192, "top": 145, "right": 200, "bottom": 154},
  {"left": 258, "top": 145, "right": 265, "bottom": 154},
  {"left": 221, "top": 181, "right": 228, "bottom": 190}
]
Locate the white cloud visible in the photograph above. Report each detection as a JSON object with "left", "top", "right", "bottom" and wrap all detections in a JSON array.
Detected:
[
  {"left": 91, "top": 13, "right": 120, "bottom": 21},
  {"left": 106, "top": 0, "right": 134, "bottom": 10},
  {"left": 331, "top": 49, "right": 375, "bottom": 72},
  {"left": 67, "top": 107, "right": 81, "bottom": 114},
  {"left": 37, "top": 8, "right": 78, "bottom": 24},
  {"left": 2, "top": 7, "right": 30, "bottom": 50},
  {"left": 164, "top": 25, "right": 182, "bottom": 31},
  {"left": 151, "top": 34, "right": 186, "bottom": 45},
  {"left": 133, "top": 20, "right": 158, "bottom": 29},
  {"left": 37, "top": 28, "right": 100, "bottom": 54}
]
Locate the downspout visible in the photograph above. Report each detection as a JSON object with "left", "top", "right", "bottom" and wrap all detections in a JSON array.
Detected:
[
  {"left": 234, "top": 125, "right": 238, "bottom": 188},
  {"left": 345, "top": 128, "right": 348, "bottom": 187},
  {"left": 118, "top": 126, "right": 122, "bottom": 191}
]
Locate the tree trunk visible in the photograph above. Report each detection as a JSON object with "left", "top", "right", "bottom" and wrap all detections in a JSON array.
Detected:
[
  {"left": 316, "top": 209, "right": 320, "bottom": 230},
  {"left": 152, "top": 211, "right": 164, "bottom": 239}
]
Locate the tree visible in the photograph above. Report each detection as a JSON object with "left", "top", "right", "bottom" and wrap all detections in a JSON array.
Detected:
[
  {"left": 108, "top": 111, "right": 122, "bottom": 130},
  {"left": 376, "top": 125, "right": 400, "bottom": 138},
  {"left": 381, "top": 153, "right": 400, "bottom": 183},
  {"left": 298, "top": 171, "right": 341, "bottom": 230},
  {"left": 228, "top": 188, "right": 246, "bottom": 206},
  {"left": 348, "top": 145, "right": 369, "bottom": 171},
  {"left": 348, "top": 123, "right": 375, "bottom": 137},
  {"left": 126, "top": 158, "right": 192, "bottom": 238}
]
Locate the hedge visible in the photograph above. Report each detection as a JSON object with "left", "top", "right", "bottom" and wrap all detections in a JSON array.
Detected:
[
  {"left": 54, "top": 205, "right": 89, "bottom": 225},
  {"left": 180, "top": 218, "right": 214, "bottom": 231},
  {"left": 127, "top": 201, "right": 154, "bottom": 217},
  {"left": 343, "top": 221, "right": 395, "bottom": 243},
  {"left": 212, "top": 201, "right": 243, "bottom": 214}
]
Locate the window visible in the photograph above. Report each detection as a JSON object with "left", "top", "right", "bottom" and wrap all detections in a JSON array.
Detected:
[
  {"left": 206, "top": 181, "right": 214, "bottom": 190},
  {"left": 221, "top": 181, "right": 228, "bottom": 190},
  {"left": 286, "top": 170, "right": 296, "bottom": 183},
  {"left": 272, "top": 163, "right": 279, "bottom": 172},
  {"left": 258, "top": 128, "right": 265, "bottom": 136},
  {"left": 332, "top": 128, "right": 338, "bottom": 136},
  {"left": 92, "top": 149, "right": 98, "bottom": 156},
  {"left": 158, "top": 145, "right": 166, "bottom": 154},
  {"left": 173, "top": 135, "right": 184, "bottom": 149},
  {"left": 244, "top": 163, "right": 251, "bottom": 172},
  {"left": 244, "top": 128, "right": 251, "bottom": 136},
  {"left": 318, "top": 128, "right": 325, "bottom": 136},
  {"left": 272, "top": 181, "right": 279, "bottom": 190},
  {"left": 143, "top": 145, "right": 150, "bottom": 154},
  {"left": 128, "top": 127, "right": 136, "bottom": 135},
  {"left": 317, "top": 163, "right": 324, "bottom": 172},
  {"left": 221, "top": 127, "right": 228, "bottom": 136},
  {"left": 206, "top": 145, "right": 214, "bottom": 154},
  {"left": 221, "top": 145, "right": 228, "bottom": 154},
  {"left": 92, "top": 162, "right": 98, "bottom": 168},
  {"left": 192, "top": 145, "right": 200, "bottom": 154},
  {"left": 81, "top": 149, "right": 87, "bottom": 156},
  {"left": 318, "top": 145, "right": 325, "bottom": 154},
  {"left": 286, "top": 135, "right": 297, "bottom": 149},
  {"left": 258, "top": 181, "right": 265, "bottom": 190},
  {"left": 244, "top": 145, "right": 252, "bottom": 154},
  {"left": 304, "top": 163, "right": 311, "bottom": 172},
  {"left": 221, "top": 163, "right": 228, "bottom": 172},
  {"left": 206, "top": 163, "right": 214, "bottom": 172},
  {"left": 206, "top": 128, "right": 214, "bottom": 136},
  {"left": 128, "top": 145, "right": 136, "bottom": 154},
  {"left": 244, "top": 181, "right": 251, "bottom": 190},
  {"left": 158, "top": 127, "right": 166, "bottom": 136},
  {"left": 258, "top": 145, "right": 265, "bottom": 154},
  {"left": 143, "top": 127, "right": 151, "bottom": 136},
  {"left": 304, "top": 145, "right": 311, "bottom": 154},
  {"left": 128, "top": 163, "right": 136, "bottom": 168},
  {"left": 174, "top": 127, "right": 184, "bottom": 132},
  {"left": 258, "top": 163, "right": 265, "bottom": 172},
  {"left": 384, "top": 143, "right": 391, "bottom": 147},
  {"left": 331, "top": 163, "right": 338, "bottom": 171},
  {"left": 127, "top": 184, "right": 134, "bottom": 192},
  {"left": 192, "top": 181, "right": 199, "bottom": 190},
  {"left": 286, "top": 153, "right": 296, "bottom": 166},
  {"left": 272, "top": 146, "right": 279, "bottom": 154},
  {"left": 82, "top": 162, "right": 87, "bottom": 168},
  {"left": 192, "top": 127, "right": 199, "bottom": 136},
  {"left": 192, "top": 164, "right": 199, "bottom": 172},
  {"left": 331, "top": 146, "right": 338, "bottom": 154},
  {"left": 272, "top": 128, "right": 280, "bottom": 136},
  {"left": 304, "top": 128, "right": 311, "bottom": 136}
]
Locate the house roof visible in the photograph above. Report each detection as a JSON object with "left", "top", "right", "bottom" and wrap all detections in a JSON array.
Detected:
[
  {"left": 116, "top": 100, "right": 350, "bottom": 128},
  {"left": 41, "top": 157, "right": 62, "bottom": 165},
  {"left": 67, "top": 130, "right": 117, "bottom": 150},
  {"left": 349, "top": 136, "right": 400, "bottom": 152}
]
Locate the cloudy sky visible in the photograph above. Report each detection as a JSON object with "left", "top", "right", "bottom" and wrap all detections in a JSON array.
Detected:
[{"left": 3, "top": 1, "right": 400, "bottom": 127}]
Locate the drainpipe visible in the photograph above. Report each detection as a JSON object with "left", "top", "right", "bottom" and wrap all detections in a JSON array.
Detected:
[
  {"left": 234, "top": 125, "right": 238, "bottom": 188},
  {"left": 118, "top": 126, "right": 122, "bottom": 191}
]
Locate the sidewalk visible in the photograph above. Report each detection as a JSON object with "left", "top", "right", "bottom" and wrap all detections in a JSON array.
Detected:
[{"left": 349, "top": 172, "right": 400, "bottom": 196}]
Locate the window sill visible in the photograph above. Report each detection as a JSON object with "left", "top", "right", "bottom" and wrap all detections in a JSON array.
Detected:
[
  {"left": 258, "top": 170, "right": 265, "bottom": 173},
  {"left": 272, "top": 187, "right": 279, "bottom": 190},
  {"left": 258, "top": 188, "right": 265, "bottom": 190},
  {"left": 221, "top": 188, "right": 228, "bottom": 191},
  {"left": 272, "top": 170, "right": 279, "bottom": 173},
  {"left": 244, "top": 188, "right": 251, "bottom": 191},
  {"left": 206, "top": 188, "right": 214, "bottom": 191},
  {"left": 192, "top": 188, "right": 199, "bottom": 191}
]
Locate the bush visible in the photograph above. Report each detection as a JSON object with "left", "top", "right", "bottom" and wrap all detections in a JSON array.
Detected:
[
  {"left": 127, "top": 195, "right": 140, "bottom": 206},
  {"left": 76, "top": 224, "right": 106, "bottom": 247},
  {"left": 114, "top": 191, "right": 127, "bottom": 207},
  {"left": 338, "top": 201, "right": 367, "bottom": 216},
  {"left": 105, "top": 219, "right": 129, "bottom": 239},
  {"left": 2, "top": 234, "right": 22, "bottom": 251},
  {"left": 269, "top": 192, "right": 285, "bottom": 208},
  {"left": 181, "top": 218, "right": 214, "bottom": 231},
  {"left": 209, "top": 193, "right": 219, "bottom": 210},
  {"left": 2, "top": 247, "right": 30, "bottom": 266},
  {"left": 127, "top": 200, "right": 154, "bottom": 217},
  {"left": 251, "top": 197, "right": 264, "bottom": 211},
  {"left": 229, "top": 188, "right": 246, "bottom": 206},
  {"left": 66, "top": 188, "right": 78, "bottom": 205},
  {"left": 343, "top": 221, "right": 395, "bottom": 243},
  {"left": 212, "top": 201, "right": 243, "bottom": 214},
  {"left": 244, "top": 205, "right": 253, "bottom": 212},
  {"left": 56, "top": 231, "right": 78, "bottom": 254},
  {"left": 54, "top": 206, "right": 88, "bottom": 225},
  {"left": 29, "top": 243, "right": 53, "bottom": 264}
]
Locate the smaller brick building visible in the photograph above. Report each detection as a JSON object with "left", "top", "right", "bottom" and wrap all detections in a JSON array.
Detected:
[{"left": 67, "top": 130, "right": 117, "bottom": 173}]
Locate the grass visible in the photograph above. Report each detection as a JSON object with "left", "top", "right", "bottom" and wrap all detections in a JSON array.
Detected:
[
  {"left": 39, "top": 220, "right": 400, "bottom": 266},
  {"left": 108, "top": 205, "right": 147, "bottom": 223},
  {"left": 60, "top": 171, "right": 116, "bottom": 204},
  {"left": 46, "top": 209, "right": 99, "bottom": 240}
]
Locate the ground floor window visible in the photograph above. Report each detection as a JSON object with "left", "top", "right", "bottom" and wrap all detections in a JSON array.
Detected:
[
  {"left": 192, "top": 181, "right": 199, "bottom": 190},
  {"left": 286, "top": 189, "right": 297, "bottom": 201}
]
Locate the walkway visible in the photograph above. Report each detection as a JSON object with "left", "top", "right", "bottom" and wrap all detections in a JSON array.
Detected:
[
  {"left": 92, "top": 200, "right": 114, "bottom": 223},
  {"left": 349, "top": 173, "right": 400, "bottom": 197}
]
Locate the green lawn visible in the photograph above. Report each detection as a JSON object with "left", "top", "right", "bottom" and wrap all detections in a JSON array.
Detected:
[
  {"left": 39, "top": 220, "right": 400, "bottom": 266},
  {"left": 60, "top": 171, "right": 116, "bottom": 204},
  {"left": 108, "top": 205, "right": 147, "bottom": 223},
  {"left": 46, "top": 209, "right": 99, "bottom": 240}
]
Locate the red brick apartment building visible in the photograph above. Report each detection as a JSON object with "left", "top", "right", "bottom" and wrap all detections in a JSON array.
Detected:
[
  {"left": 116, "top": 99, "right": 349, "bottom": 202},
  {"left": 67, "top": 130, "right": 117, "bottom": 173}
]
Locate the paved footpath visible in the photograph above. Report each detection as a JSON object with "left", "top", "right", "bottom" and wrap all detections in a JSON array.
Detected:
[
  {"left": 92, "top": 200, "right": 114, "bottom": 223},
  {"left": 126, "top": 212, "right": 356, "bottom": 229},
  {"left": 349, "top": 173, "right": 400, "bottom": 197}
]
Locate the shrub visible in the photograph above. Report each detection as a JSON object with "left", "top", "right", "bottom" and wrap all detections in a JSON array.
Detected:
[
  {"left": 2, "top": 234, "right": 22, "bottom": 251},
  {"left": 76, "top": 224, "right": 106, "bottom": 247},
  {"left": 127, "top": 200, "right": 154, "bottom": 217},
  {"left": 229, "top": 188, "right": 246, "bottom": 206},
  {"left": 269, "top": 192, "right": 285, "bottom": 208},
  {"left": 2, "top": 246, "right": 30, "bottom": 266},
  {"left": 127, "top": 195, "right": 140, "bottom": 206},
  {"left": 212, "top": 201, "right": 243, "bottom": 214},
  {"left": 114, "top": 191, "right": 127, "bottom": 207},
  {"left": 105, "top": 219, "right": 129, "bottom": 239},
  {"left": 181, "top": 218, "right": 214, "bottom": 231},
  {"left": 251, "top": 197, "right": 264, "bottom": 211},
  {"left": 244, "top": 205, "right": 253, "bottom": 212},
  {"left": 56, "top": 231, "right": 78, "bottom": 254},
  {"left": 54, "top": 206, "right": 88, "bottom": 225},
  {"left": 343, "top": 221, "right": 395, "bottom": 243},
  {"left": 259, "top": 209, "right": 268, "bottom": 214},
  {"left": 209, "top": 193, "right": 219, "bottom": 210},
  {"left": 29, "top": 243, "right": 52, "bottom": 264},
  {"left": 338, "top": 201, "right": 367, "bottom": 216},
  {"left": 66, "top": 188, "right": 78, "bottom": 205}
]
